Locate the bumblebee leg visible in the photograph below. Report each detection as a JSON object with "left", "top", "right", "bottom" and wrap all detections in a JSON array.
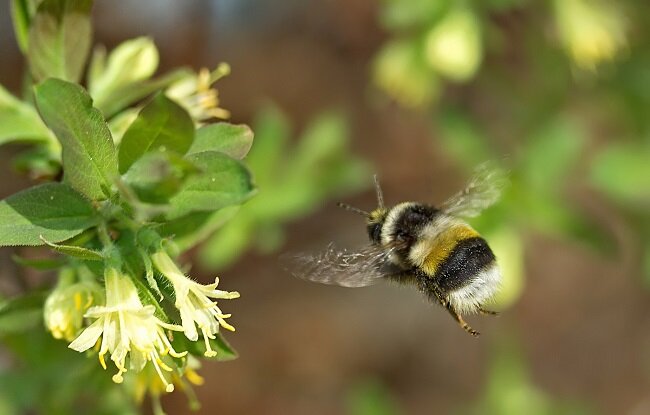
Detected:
[
  {"left": 478, "top": 307, "right": 499, "bottom": 316},
  {"left": 445, "top": 306, "right": 480, "bottom": 337},
  {"left": 430, "top": 285, "right": 480, "bottom": 337}
]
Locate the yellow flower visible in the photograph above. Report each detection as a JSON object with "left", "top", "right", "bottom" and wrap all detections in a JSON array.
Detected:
[
  {"left": 373, "top": 39, "right": 440, "bottom": 108},
  {"left": 151, "top": 250, "right": 239, "bottom": 357},
  {"left": 68, "top": 267, "right": 186, "bottom": 392},
  {"left": 44, "top": 279, "right": 102, "bottom": 342},
  {"left": 165, "top": 64, "right": 231, "bottom": 123},
  {"left": 554, "top": 0, "right": 627, "bottom": 71},
  {"left": 424, "top": 7, "right": 482, "bottom": 82}
]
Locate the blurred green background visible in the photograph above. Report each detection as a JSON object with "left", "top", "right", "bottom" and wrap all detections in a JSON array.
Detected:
[{"left": 1, "top": 0, "right": 649, "bottom": 414}]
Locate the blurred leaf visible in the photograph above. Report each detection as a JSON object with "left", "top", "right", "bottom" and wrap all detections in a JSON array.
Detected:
[
  {"left": 27, "top": 0, "right": 93, "bottom": 83},
  {"left": 346, "top": 379, "right": 401, "bottom": 415},
  {"left": 0, "top": 183, "right": 98, "bottom": 247},
  {"left": 34, "top": 78, "right": 118, "bottom": 200},
  {"left": 0, "top": 291, "right": 46, "bottom": 334},
  {"left": 12, "top": 255, "right": 65, "bottom": 270},
  {"left": 12, "top": 147, "right": 61, "bottom": 180},
  {"left": 520, "top": 118, "right": 584, "bottom": 195},
  {"left": 480, "top": 0, "right": 530, "bottom": 11},
  {"left": 88, "top": 37, "right": 159, "bottom": 107},
  {"left": 379, "top": 0, "right": 449, "bottom": 31},
  {"left": 158, "top": 206, "right": 240, "bottom": 252},
  {"left": 437, "top": 109, "right": 495, "bottom": 168},
  {"left": 198, "top": 216, "right": 253, "bottom": 270},
  {"left": 188, "top": 123, "right": 254, "bottom": 159},
  {"left": 123, "top": 151, "right": 198, "bottom": 204},
  {"left": 590, "top": 143, "right": 650, "bottom": 207},
  {"left": 167, "top": 151, "right": 255, "bottom": 219},
  {"left": 245, "top": 105, "right": 291, "bottom": 181},
  {"left": 10, "top": 0, "right": 37, "bottom": 53},
  {"left": 118, "top": 93, "right": 194, "bottom": 173},
  {"left": 0, "top": 84, "right": 55, "bottom": 145},
  {"left": 461, "top": 337, "right": 592, "bottom": 415}
]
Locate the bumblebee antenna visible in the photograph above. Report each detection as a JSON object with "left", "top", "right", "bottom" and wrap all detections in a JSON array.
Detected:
[
  {"left": 336, "top": 202, "right": 369, "bottom": 217},
  {"left": 373, "top": 174, "right": 384, "bottom": 209}
]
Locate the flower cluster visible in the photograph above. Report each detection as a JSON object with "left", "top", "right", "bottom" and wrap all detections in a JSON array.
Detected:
[
  {"left": 56, "top": 253, "right": 239, "bottom": 393},
  {"left": 165, "top": 64, "right": 231, "bottom": 123}
]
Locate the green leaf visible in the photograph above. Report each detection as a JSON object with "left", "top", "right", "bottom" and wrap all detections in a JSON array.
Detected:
[
  {"left": 122, "top": 151, "right": 199, "bottom": 204},
  {"left": 0, "top": 84, "right": 55, "bottom": 145},
  {"left": 40, "top": 236, "right": 103, "bottom": 260},
  {"left": 10, "top": 0, "right": 37, "bottom": 53},
  {"left": 346, "top": 379, "right": 401, "bottom": 415},
  {"left": 0, "top": 183, "right": 98, "bottom": 247},
  {"left": 0, "top": 291, "right": 46, "bottom": 334},
  {"left": 437, "top": 109, "right": 494, "bottom": 168},
  {"left": 118, "top": 93, "right": 194, "bottom": 173},
  {"left": 590, "top": 143, "right": 650, "bottom": 207},
  {"left": 157, "top": 206, "right": 240, "bottom": 252},
  {"left": 198, "top": 216, "right": 252, "bottom": 269},
  {"left": 167, "top": 151, "right": 255, "bottom": 219},
  {"left": 246, "top": 106, "right": 291, "bottom": 180},
  {"left": 176, "top": 332, "right": 238, "bottom": 361},
  {"left": 188, "top": 123, "right": 254, "bottom": 159},
  {"left": 34, "top": 78, "right": 118, "bottom": 200},
  {"left": 521, "top": 118, "right": 584, "bottom": 194},
  {"left": 27, "top": 0, "right": 93, "bottom": 83}
]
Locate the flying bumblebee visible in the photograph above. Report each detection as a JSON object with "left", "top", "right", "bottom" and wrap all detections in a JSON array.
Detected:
[{"left": 290, "top": 163, "right": 507, "bottom": 337}]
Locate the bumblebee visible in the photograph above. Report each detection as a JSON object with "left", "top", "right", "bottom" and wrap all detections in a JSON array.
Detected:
[{"left": 291, "top": 164, "right": 507, "bottom": 336}]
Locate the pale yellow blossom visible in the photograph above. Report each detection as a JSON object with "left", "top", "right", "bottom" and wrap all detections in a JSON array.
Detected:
[
  {"left": 151, "top": 250, "right": 239, "bottom": 357},
  {"left": 69, "top": 267, "right": 186, "bottom": 392}
]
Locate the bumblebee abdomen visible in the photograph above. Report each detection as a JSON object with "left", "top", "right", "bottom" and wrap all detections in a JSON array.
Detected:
[
  {"left": 409, "top": 222, "right": 481, "bottom": 276},
  {"left": 433, "top": 236, "right": 495, "bottom": 292},
  {"left": 409, "top": 220, "right": 500, "bottom": 313}
]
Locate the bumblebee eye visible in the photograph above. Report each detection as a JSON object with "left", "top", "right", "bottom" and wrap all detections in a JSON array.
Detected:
[{"left": 367, "top": 223, "right": 382, "bottom": 243}]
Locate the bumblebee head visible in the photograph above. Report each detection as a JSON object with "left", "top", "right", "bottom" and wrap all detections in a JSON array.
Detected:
[
  {"left": 366, "top": 208, "right": 388, "bottom": 244},
  {"left": 337, "top": 174, "right": 388, "bottom": 244}
]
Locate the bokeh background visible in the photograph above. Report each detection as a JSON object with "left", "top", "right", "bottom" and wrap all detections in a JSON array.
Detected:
[{"left": 1, "top": 1, "right": 650, "bottom": 414}]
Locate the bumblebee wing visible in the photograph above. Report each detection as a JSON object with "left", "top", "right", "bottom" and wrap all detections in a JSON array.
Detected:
[
  {"left": 286, "top": 243, "right": 393, "bottom": 288},
  {"left": 440, "top": 162, "right": 508, "bottom": 218}
]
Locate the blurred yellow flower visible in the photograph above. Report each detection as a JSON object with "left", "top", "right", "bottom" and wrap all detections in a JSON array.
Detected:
[
  {"left": 425, "top": 7, "right": 483, "bottom": 82},
  {"left": 166, "top": 64, "right": 231, "bottom": 123},
  {"left": 68, "top": 267, "right": 186, "bottom": 392},
  {"left": 554, "top": 0, "right": 627, "bottom": 71},
  {"left": 44, "top": 278, "right": 103, "bottom": 342},
  {"left": 151, "top": 250, "right": 239, "bottom": 357},
  {"left": 373, "top": 39, "right": 439, "bottom": 108}
]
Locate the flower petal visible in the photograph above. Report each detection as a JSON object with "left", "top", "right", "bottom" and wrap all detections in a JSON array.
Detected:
[{"left": 69, "top": 319, "right": 104, "bottom": 352}]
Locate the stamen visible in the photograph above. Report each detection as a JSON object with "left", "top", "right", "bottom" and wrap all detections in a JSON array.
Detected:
[
  {"left": 112, "top": 367, "right": 126, "bottom": 384},
  {"left": 203, "top": 330, "right": 217, "bottom": 357},
  {"left": 185, "top": 368, "right": 205, "bottom": 386},
  {"left": 150, "top": 354, "right": 174, "bottom": 393}
]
